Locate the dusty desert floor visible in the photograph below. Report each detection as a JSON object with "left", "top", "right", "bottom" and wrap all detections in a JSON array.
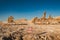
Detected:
[{"left": 0, "top": 24, "right": 60, "bottom": 40}]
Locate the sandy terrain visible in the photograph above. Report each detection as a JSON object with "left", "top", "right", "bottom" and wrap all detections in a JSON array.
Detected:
[{"left": 0, "top": 24, "right": 60, "bottom": 40}]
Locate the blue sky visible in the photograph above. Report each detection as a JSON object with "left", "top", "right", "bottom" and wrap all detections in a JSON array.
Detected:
[{"left": 0, "top": 0, "right": 60, "bottom": 21}]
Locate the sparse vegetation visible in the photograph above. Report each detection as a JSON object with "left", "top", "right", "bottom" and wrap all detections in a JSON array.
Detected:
[{"left": 0, "top": 24, "right": 60, "bottom": 40}]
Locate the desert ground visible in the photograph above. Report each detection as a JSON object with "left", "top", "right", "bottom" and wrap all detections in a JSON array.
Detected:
[{"left": 0, "top": 24, "right": 60, "bottom": 40}]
